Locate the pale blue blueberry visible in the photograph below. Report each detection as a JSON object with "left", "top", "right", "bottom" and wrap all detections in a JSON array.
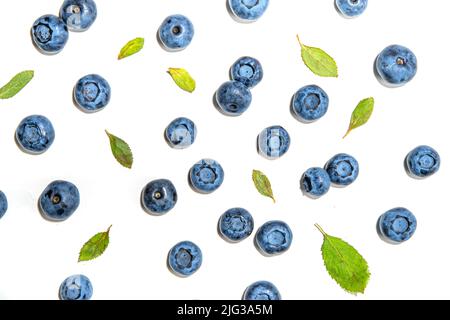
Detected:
[
  {"left": 257, "top": 125, "right": 290, "bottom": 159},
  {"left": 292, "top": 85, "right": 329, "bottom": 122},
  {"left": 168, "top": 241, "right": 202, "bottom": 277},
  {"left": 158, "top": 15, "right": 194, "bottom": 51},
  {"left": 59, "top": 274, "right": 93, "bottom": 300},
  {"left": 189, "top": 159, "right": 224, "bottom": 194},
  {"left": 16, "top": 115, "right": 55, "bottom": 154},
  {"left": 301, "top": 167, "right": 331, "bottom": 198},
  {"left": 325, "top": 153, "right": 359, "bottom": 186},
  {"left": 74, "top": 74, "right": 111, "bottom": 113},
  {"left": 0, "top": 191, "right": 7, "bottom": 220},
  {"left": 335, "top": 0, "right": 368, "bottom": 18},
  {"left": 243, "top": 281, "right": 281, "bottom": 300},
  {"left": 405, "top": 145, "right": 440, "bottom": 179},
  {"left": 230, "top": 56, "right": 263, "bottom": 88},
  {"left": 228, "top": 0, "right": 270, "bottom": 22},
  {"left": 255, "top": 220, "right": 293, "bottom": 256},
  {"left": 39, "top": 180, "right": 80, "bottom": 222},
  {"left": 377, "top": 208, "right": 417, "bottom": 244},
  {"left": 375, "top": 45, "right": 417, "bottom": 87},
  {"left": 141, "top": 179, "right": 177, "bottom": 215},
  {"left": 60, "top": 0, "right": 97, "bottom": 32},
  {"left": 165, "top": 117, "right": 197, "bottom": 149},
  {"left": 219, "top": 208, "right": 254, "bottom": 242},
  {"left": 216, "top": 81, "right": 252, "bottom": 116},
  {"left": 31, "top": 15, "right": 69, "bottom": 54}
]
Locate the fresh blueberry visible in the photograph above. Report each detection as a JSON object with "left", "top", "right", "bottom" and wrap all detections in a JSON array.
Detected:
[
  {"left": 230, "top": 56, "right": 263, "bottom": 88},
  {"left": 335, "top": 0, "right": 368, "bottom": 18},
  {"left": 15, "top": 115, "right": 55, "bottom": 155},
  {"left": 168, "top": 241, "right": 202, "bottom": 277},
  {"left": 59, "top": 274, "right": 93, "bottom": 300},
  {"left": 0, "top": 191, "right": 8, "bottom": 220},
  {"left": 165, "top": 117, "right": 197, "bottom": 149},
  {"left": 255, "top": 220, "right": 293, "bottom": 256},
  {"left": 60, "top": 0, "right": 97, "bottom": 32},
  {"left": 300, "top": 167, "right": 331, "bottom": 199},
  {"left": 219, "top": 208, "right": 254, "bottom": 242},
  {"left": 74, "top": 74, "right": 111, "bottom": 113},
  {"left": 215, "top": 81, "right": 252, "bottom": 116},
  {"left": 292, "top": 85, "right": 329, "bottom": 122},
  {"left": 141, "top": 179, "right": 177, "bottom": 215},
  {"left": 325, "top": 153, "right": 359, "bottom": 187},
  {"left": 158, "top": 14, "right": 194, "bottom": 51},
  {"left": 31, "top": 15, "right": 69, "bottom": 54},
  {"left": 39, "top": 180, "right": 80, "bottom": 222},
  {"left": 257, "top": 125, "right": 290, "bottom": 160},
  {"left": 377, "top": 207, "right": 417, "bottom": 244},
  {"left": 243, "top": 281, "right": 281, "bottom": 300},
  {"left": 405, "top": 145, "right": 440, "bottom": 179},
  {"left": 375, "top": 45, "right": 417, "bottom": 87},
  {"left": 189, "top": 159, "right": 224, "bottom": 194},
  {"left": 228, "top": 0, "right": 270, "bottom": 22}
]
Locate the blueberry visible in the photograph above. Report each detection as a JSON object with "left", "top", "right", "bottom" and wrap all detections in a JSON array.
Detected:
[
  {"left": 168, "top": 241, "right": 202, "bottom": 277},
  {"left": 335, "top": 0, "right": 368, "bottom": 18},
  {"left": 60, "top": 0, "right": 97, "bottom": 32},
  {"left": 300, "top": 167, "right": 331, "bottom": 199},
  {"left": 230, "top": 56, "right": 263, "bottom": 88},
  {"left": 31, "top": 15, "right": 69, "bottom": 54},
  {"left": 228, "top": 0, "right": 270, "bottom": 22},
  {"left": 375, "top": 45, "right": 417, "bottom": 87},
  {"left": 74, "top": 74, "right": 111, "bottom": 113},
  {"left": 215, "top": 81, "right": 252, "bottom": 116},
  {"left": 141, "top": 179, "right": 177, "bottom": 215},
  {"left": 219, "top": 208, "right": 254, "bottom": 242},
  {"left": 39, "top": 180, "right": 80, "bottom": 221},
  {"left": 257, "top": 125, "right": 290, "bottom": 160},
  {"left": 0, "top": 191, "right": 8, "bottom": 220},
  {"left": 189, "top": 159, "right": 224, "bottom": 194},
  {"left": 405, "top": 145, "right": 440, "bottom": 179},
  {"left": 292, "top": 85, "right": 329, "bottom": 122},
  {"left": 15, "top": 115, "right": 55, "bottom": 155},
  {"left": 325, "top": 153, "right": 359, "bottom": 186},
  {"left": 59, "top": 274, "right": 93, "bottom": 300},
  {"left": 165, "top": 117, "right": 197, "bottom": 149},
  {"left": 243, "top": 281, "right": 281, "bottom": 300},
  {"left": 255, "top": 220, "right": 293, "bottom": 256},
  {"left": 377, "top": 208, "right": 417, "bottom": 244},
  {"left": 158, "top": 14, "right": 194, "bottom": 51}
]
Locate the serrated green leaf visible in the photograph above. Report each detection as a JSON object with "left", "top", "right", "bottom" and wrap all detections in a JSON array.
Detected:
[
  {"left": 297, "top": 35, "right": 338, "bottom": 78},
  {"left": 315, "top": 224, "right": 370, "bottom": 294},
  {"left": 118, "top": 37, "right": 144, "bottom": 60},
  {"left": 79, "top": 225, "right": 112, "bottom": 262},
  {"left": 252, "top": 170, "right": 275, "bottom": 203},
  {"left": 0, "top": 70, "right": 34, "bottom": 99},
  {"left": 343, "top": 97, "right": 375, "bottom": 138},
  {"left": 105, "top": 130, "right": 133, "bottom": 169},
  {"left": 167, "top": 68, "right": 196, "bottom": 93}
]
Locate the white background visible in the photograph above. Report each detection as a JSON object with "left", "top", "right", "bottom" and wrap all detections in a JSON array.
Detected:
[{"left": 0, "top": 0, "right": 449, "bottom": 300}]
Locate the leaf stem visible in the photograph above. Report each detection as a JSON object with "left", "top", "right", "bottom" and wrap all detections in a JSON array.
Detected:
[
  {"left": 106, "top": 225, "right": 112, "bottom": 234},
  {"left": 296, "top": 34, "right": 303, "bottom": 48},
  {"left": 314, "top": 223, "right": 327, "bottom": 237},
  {"left": 343, "top": 128, "right": 351, "bottom": 139}
]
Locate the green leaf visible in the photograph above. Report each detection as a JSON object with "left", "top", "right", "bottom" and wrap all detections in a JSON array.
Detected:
[
  {"left": 297, "top": 35, "right": 338, "bottom": 77},
  {"left": 343, "top": 97, "right": 375, "bottom": 138},
  {"left": 79, "top": 225, "right": 112, "bottom": 262},
  {"left": 252, "top": 170, "right": 275, "bottom": 203},
  {"left": 105, "top": 130, "right": 133, "bottom": 169},
  {"left": 315, "top": 224, "right": 370, "bottom": 294},
  {"left": 118, "top": 37, "right": 144, "bottom": 60},
  {"left": 167, "top": 68, "right": 196, "bottom": 93},
  {"left": 0, "top": 70, "right": 34, "bottom": 99}
]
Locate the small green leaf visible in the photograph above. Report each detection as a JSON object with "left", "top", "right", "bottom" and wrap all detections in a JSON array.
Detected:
[
  {"left": 343, "top": 97, "right": 375, "bottom": 138},
  {"left": 105, "top": 130, "right": 133, "bottom": 169},
  {"left": 167, "top": 68, "right": 196, "bottom": 93},
  {"left": 118, "top": 37, "right": 144, "bottom": 60},
  {"left": 252, "top": 170, "right": 275, "bottom": 203},
  {"left": 79, "top": 225, "right": 112, "bottom": 262},
  {"left": 297, "top": 35, "right": 338, "bottom": 77},
  {"left": 0, "top": 70, "right": 34, "bottom": 99},
  {"left": 315, "top": 224, "right": 370, "bottom": 294}
]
